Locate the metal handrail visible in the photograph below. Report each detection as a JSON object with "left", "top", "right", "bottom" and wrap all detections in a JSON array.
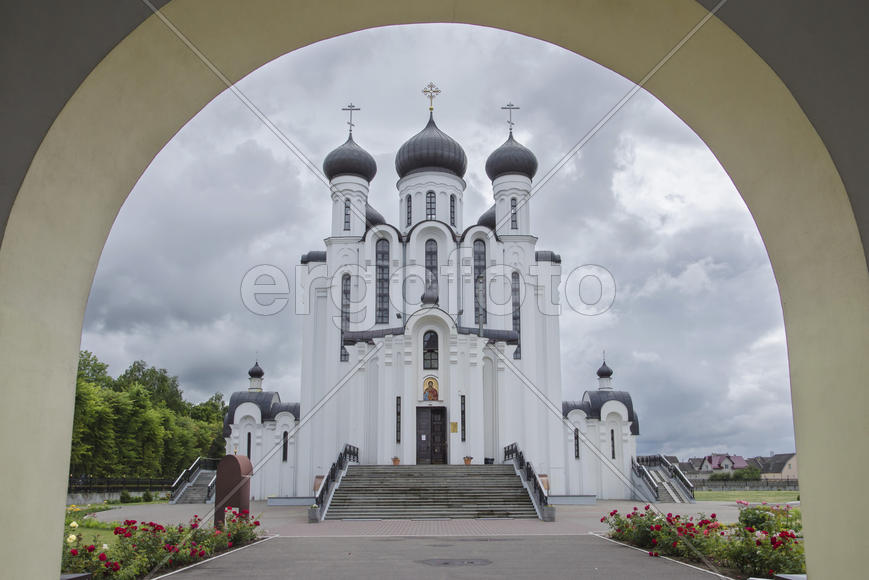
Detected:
[
  {"left": 632, "top": 459, "right": 659, "bottom": 501},
  {"left": 206, "top": 475, "right": 217, "bottom": 502},
  {"left": 504, "top": 443, "right": 548, "bottom": 512},
  {"left": 170, "top": 456, "right": 222, "bottom": 501},
  {"left": 314, "top": 444, "right": 359, "bottom": 520}
]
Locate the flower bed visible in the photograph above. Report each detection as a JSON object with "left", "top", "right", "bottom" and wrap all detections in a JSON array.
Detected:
[
  {"left": 600, "top": 503, "right": 804, "bottom": 579},
  {"left": 61, "top": 509, "right": 261, "bottom": 579}
]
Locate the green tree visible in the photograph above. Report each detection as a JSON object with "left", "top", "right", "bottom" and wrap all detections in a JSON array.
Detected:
[{"left": 115, "top": 360, "right": 188, "bottom": 414}]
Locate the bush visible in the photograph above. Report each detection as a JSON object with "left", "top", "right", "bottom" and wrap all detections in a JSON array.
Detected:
[
  {"left": 732, "top": 467, "right": 762, "bottom": 481},
  {"left": 709, "top": 472, "right": 731, "bottom": 481},
  {"left": 119, "top": 491, "right": 132, "bottom": 503},
  {"left": 141, "top": 490, "right": 153, "bottom": 503},
  {"left": 62, "top": 511, "right": 262, "bottom": 579},
  {"left": 600, "top": 503, "right": 804, "bottom": 578}
]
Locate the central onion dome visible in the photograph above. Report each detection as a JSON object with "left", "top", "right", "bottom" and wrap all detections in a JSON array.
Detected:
[
  {"left": 596, "top": 361, "right": 613, "bottom": 378},
  {"left": 485, "top": 132, "right": 538, "bottom": 181},
  {"left": 395, "top": 113, "right": 467, "bottom": 179},
  {"left": 323, "top": 135, "right": 377, "bottom": 182}
]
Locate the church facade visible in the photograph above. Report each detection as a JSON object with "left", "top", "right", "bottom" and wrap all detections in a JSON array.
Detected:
[{"left": 224, "top": 98, "right": 640, "bottom": 501}]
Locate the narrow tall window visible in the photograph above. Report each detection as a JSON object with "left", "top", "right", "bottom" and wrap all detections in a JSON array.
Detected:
[
  {"left": 246, "top": 432, "right": 252, "bottom": 459},
  {"left": 282, "top": 431, "right": 289, "bottom": 462},
  {"left": 340, "top": 274, "right": 350, "bottom": 361},
  {"left": 474, "top": 240, "right": 487, "bottom": 324},
  {"left": 450, "top": 194, "right": 456, "bottom": 226},
  {"left": 574, "top": 427, "right": 580, "bottom": 459},
  {"left": 610, "top": 429, "right": 616, "bottom": 460},
  {"left": 425, "top": 239, "right": 438, "bottom": 295},
  {"left": 461, "top": 395, "right": 467, "bottom": 442},
  {"left": 423, "top": 330, "right": 438, "bottom": 369},
  {"left": 512, "top": 271, "right": 521, "bottom": 359},
  {"left": 343, "top": 199, "right": 351, "bottom": 231},
  {"left": 510, "top": 197, "right": 518, "bottom": 229},
  {"left": 426, "top": 191, "right": 436, "bottom": 220},
  {"left": 396, "top": 396, "right": 401, "bottom": 443},
  {"left": 406, "top": 195, "right": 412, "bottom": 227},
  {"left": 376, "top": 239, "right": 389, "bottom": 324}
]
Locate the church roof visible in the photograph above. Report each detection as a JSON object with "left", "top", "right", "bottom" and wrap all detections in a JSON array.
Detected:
[
  {"left": 563, "top": 390, "right": 640, "bottom": 435},
  {"left": 322, "top": 134, "right": 377, "bottom": 182},
  {"left": 365, "top": 204, "right": 386, "bottom": 227},
  {"left": 476, "top": 205, "right": 496, "bottom": 229},
  {"left": 395, "top": 112, "right": 467, "bottom": 179},
  {"left": 485, "top": 132, "right": 538, "bottom": 181},
  {"left": 248, "top": 361, "right": 264, "bottom": 378},
  {"left": 535, "top": 250, "right": 561, "bottom": 264},
  {"left": 223, "top": 391, "right": 299, "bottom": 437},
  {"left": 300, "top": 250, "right": 327, "bottom": 264}
]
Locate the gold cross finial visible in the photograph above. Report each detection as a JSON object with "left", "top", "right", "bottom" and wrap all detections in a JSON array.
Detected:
[
  {"left": 422, "top": 82, "right": 441, "bottom": 111},
  {"left": 341, "top": 103, "right": 360, "bottom": 135},
  {"left": 502, "top": 102, "right": 520, "bottom": 133}
]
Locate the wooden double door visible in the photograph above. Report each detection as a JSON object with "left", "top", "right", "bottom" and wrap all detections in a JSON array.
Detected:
[{"left": 416, "top": 407, "right": 447, "bottom": 465}]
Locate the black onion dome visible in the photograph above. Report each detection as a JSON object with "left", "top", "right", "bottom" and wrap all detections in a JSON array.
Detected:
[
  {"left": 597, "top": 361, "right": 613, "bottom": 378},
  {"left": 476, "top": 204, "right": 496, "bottom": 229},
  {"left": 485, "top": 132, "right": 538, "bottom": 181},
  {"left": 323, "top": 135, "right": 377, "bottom": 182},
  {"left": 248, "top": 361, "right": 264, "bottom": 379},
  {"left": 396, "top": 113, "right": 467, "bottom": 179}
]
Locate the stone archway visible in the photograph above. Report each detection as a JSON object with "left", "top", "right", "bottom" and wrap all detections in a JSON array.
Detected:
[{"left": 2, "top": 2, "right": 866, "bottom": 577}]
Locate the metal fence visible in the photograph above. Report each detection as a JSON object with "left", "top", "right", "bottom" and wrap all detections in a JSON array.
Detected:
[{"left": 68, "top": 477, "right": 173, "bottom": 494}]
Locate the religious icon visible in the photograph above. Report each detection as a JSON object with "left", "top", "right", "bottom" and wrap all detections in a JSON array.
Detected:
[{"left": 423, "top": 377, "right": 439, "bottom": 401}]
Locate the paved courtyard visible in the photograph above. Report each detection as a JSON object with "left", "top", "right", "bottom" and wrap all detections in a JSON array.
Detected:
[{"left": 91, "top": 500, "right": 741, "bottom": 579}]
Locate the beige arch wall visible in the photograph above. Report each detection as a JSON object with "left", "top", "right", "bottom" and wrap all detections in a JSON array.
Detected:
[{"left": 1, "top": 0, "right": 866, "bottom": 576}]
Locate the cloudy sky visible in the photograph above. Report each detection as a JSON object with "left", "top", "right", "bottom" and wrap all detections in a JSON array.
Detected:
[{"left": 81, "top": 24, "right": 794, "bottom": 461}]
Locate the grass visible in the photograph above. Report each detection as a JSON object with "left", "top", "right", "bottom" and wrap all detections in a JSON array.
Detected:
[{"left": 694, "top": 490, "right": 799, "bottom": 503}]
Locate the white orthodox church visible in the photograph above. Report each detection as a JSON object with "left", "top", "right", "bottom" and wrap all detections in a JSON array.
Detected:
[{"left": 224, "top": 95, "right": 640, "bottom": 501}]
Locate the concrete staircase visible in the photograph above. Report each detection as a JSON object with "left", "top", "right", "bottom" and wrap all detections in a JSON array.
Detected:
[
  {"left": 325, "top": 464, "right": 538, "bottom": 519},
  {"left": 173, "top": 469, "right": 215, "bottom": 504},
  {"left": 648, "top": 466, "right": 692, "bottom": 503}
]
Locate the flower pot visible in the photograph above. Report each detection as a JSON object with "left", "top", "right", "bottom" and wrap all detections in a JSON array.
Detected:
[
  {"left": 392, "top": 457, "right": 400, "bottom": 466},
  {"left": 464, "top": 457, "right": 472, "bottom": 465}
]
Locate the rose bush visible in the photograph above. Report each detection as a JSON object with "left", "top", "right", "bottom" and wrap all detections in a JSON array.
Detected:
[
  {"left": 600, "top": 503, "right": 804, "bottom": 578},
  {"left": 61, "top": 509, "right": 261, "bottom": 579}
]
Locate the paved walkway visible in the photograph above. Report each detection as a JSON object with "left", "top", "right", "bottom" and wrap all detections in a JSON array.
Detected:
[{"left": 89, "top": 500, "right": 743, "bottom": 579}]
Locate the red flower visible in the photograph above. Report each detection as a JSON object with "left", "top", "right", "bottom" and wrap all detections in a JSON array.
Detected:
[
  {"left": 745, "top": 526, "right": 755, "bottom": 533},
  {"left": 654, "top": 525, "right": 662, "bottom": 531},
  {"left": 600, "top": 517, "right": 606, "bottom": 523},
  {"left": 86, "top": 545, "right": 95, "bottom": 553},
  {"left": 644, "top": 505, "right": 650, "bottom": 510},
  {"left": 654, "top": 552, "right": 659, "bottom": 557},
  {"left": 651, "top": 539, "right": 657, "bottom": 546},
  {"left": 99, "top": 552, "right": 107, "bottom": 561},
  {"left": 710, "top": 513, "right": 716, "bottom": 519},
  {"left": 648, "top": 551, "right": 654, "bottom": 557},
  {"left": 199, "top": 549, "right": 206, "bottom": 557},
  {"left": 124, "top": 532, "right": 132, "bottom": 538},
  {"left": 228, "top": 541, "right": 233, "bottom": 548},
  {"left": 671, "top": 541, "right": 678, "bottom": 548},
  {"left": 112, "top": 562, "right": 121, "bottom": 572},
  {"left": 69, "top": 549, "right": 78, "bottom": 556},
  {"left": 253, "top": 520, "right": 260, "bottom": 526}
]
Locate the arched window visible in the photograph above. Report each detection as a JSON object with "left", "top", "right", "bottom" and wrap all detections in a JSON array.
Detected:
[
  {"left": 426, "top": 191, "right": 436, "bottom": 220},
  {"left": 246, "top": 432, "right": 252, "bottom": 459},
  {"left": 474, "top": 240, "right": 486, "bottom": 324},
  {"left": 610, "top": 429, "right": 616, "bottom": 460},
  {"left": 510, "top": 197, "right": 518, "bottom": 229},
  {"left": 282, "top": 431, "right": 289, "bottom": 462},
  {"left": 340, "top": 273, "right": 350, "bottom": 361},
  {"left": 376, "top": 239, "right": 389, "bottom": 324},
  {"left": 425, "top": 239, "right": 438, "bottom": 294},
  {"left": 406, "top": 195, "right": 412, "bottom": 227},
  {"left": 450, "top": 194, "right": 456, "bottom": 226},
  {"left": 512, "top": 271, "right": 521, "bottom": 359},
  {"left": 423, "top": 330, "right": 438, "bottom": 369},
  {"left": 343, "top": 199, "right": 351, "bottom": 231},
  {"left": 574, "top": 427, "right": 580, "bottom": 459}
]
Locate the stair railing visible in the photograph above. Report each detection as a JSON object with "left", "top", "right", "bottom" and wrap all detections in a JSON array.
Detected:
[
  {"left": 504, "top": 443, "right": 548, "bottom": 516},
  {"left": 170, "top": 456, "right": 222, "bottom": 503},
  {"left": 313, "top": 444, "right": 359, "bottom": 521},
  {"left": 632, "top": 458, "right": 659, "bottom": 501},
  {"left": 659, "top": 454, "right": 695, "bottom": 500}
]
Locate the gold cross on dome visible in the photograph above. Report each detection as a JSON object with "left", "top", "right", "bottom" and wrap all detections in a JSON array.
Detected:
[
  {"left": 341, "top": 103, "right": 360, "bottom": 134},
  {"left": 502, "top": 102, "right": 520, "bottom": 132},
  {"left": 422, "top": 82, "right": 441, "bottom": 111}
]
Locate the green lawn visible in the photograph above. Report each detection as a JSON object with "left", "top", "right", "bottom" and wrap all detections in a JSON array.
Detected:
[
  {"left": 694, "top": 490, "right": 799, "bottom": 503},
  {"left": 72, "top": 527, "right": 117, "bottom": 548}
]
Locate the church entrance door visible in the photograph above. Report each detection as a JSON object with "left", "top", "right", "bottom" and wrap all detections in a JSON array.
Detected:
[{"left": 416, "top": 407, "right": 447, "bottom": 465}]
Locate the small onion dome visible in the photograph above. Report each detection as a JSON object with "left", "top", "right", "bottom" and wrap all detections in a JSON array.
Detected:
[
  {"left": 396, "top": 112, "right": 467, "bottom": 179},
  {"left": 322, "top": 135, "right": 377, "bottom": 182},
  {"left": 485, "top": 132, "right": 538, "bottom": 181},
  {"left": 597, "top": 361, "right": 613, "bottom": 378},
  {"left": 476, "top": 204, "right": 496, "bottom": 229},
  {"left": 248, "top": 361, "right": 264, "bottom": 379},
  {"left": 365, "top": 204, "right": 386, "bottom": 227}
]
